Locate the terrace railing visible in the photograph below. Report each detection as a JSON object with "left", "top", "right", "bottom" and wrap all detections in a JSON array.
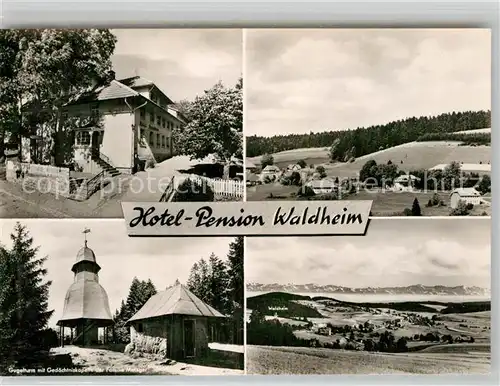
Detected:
[{"left": 82, "top": 170, "right": 106, "bottom": 199}]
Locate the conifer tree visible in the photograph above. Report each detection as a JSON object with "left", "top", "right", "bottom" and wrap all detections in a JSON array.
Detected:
[
  {"left": 411, "top": 197, "right": 422, "bottom": 216},
  {"left": 113, "top": 277, "right": 157, "bottom": 343},
  {"left": 227, "top": 237, "right": 244, "bottom": 311},
  {"left": 0, "top": 222, "right": 53, "bottom": 372}
]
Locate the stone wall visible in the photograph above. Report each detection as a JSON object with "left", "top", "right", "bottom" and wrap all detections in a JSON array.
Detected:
[{"left": 129, "top": 320, "right": 168, "bottom": 358}]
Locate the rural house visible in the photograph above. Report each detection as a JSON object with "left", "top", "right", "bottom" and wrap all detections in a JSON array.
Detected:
[
  {"left": 126, "top": 280, "right": 227, "bottom": 360},
  {"left": 306, "top": 178, "right": 337, "bottom": 194},
  {"left": 286, "top": 164, "right": 302, "bottom": 171},
  {"left": 260, "top": 165, "right": 281, "bottom": 182},
  {"left": 449, "top": 187, "right": 482, "bottom": 209},
  {"left": 63, "top": 76, "right": 186, "bottom": 175},
  {"left": 245, "top": 159, "right": 258, "bottom": 173},
  {"left": 393, "top": 174, "right": 421, "bottom": 192},
  {"left": 57, "top": 232, "right": 114, "bottom": 347}
]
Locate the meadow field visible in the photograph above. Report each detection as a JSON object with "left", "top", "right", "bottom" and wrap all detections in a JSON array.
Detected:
[
  {"left": 246, "top": 183, "right": 491, "bottom": 216},
  {"left": 246, "top": 344, "right": 490, "bottom": 375}
]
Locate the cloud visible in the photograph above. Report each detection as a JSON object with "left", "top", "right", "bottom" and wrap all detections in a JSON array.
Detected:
[
  {"left": 246, "top": 28, "right": 491, "bottom": 137},
  {"left": 111, "top": 29, "right": 242, "bottom": 101},
  {"left": 246, "top": 219, "right": 491, "bottom": 288}
]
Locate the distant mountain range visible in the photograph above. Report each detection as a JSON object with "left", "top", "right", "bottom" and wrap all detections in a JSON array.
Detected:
[{"left": 246, "top": 283, "right": 490, "bottom": 296}]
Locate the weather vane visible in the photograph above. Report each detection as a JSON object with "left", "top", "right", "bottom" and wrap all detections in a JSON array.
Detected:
[{"left": 83, "top": 227, "right": 91, "bottom": 246}]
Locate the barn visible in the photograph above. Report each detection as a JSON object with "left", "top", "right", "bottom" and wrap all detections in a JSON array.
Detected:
[
  {"left": 126, "top": 280, "right": 227, "bottom": 360},
  {"left": 449, "top": 187, "right": 482, "bottom": 209}
]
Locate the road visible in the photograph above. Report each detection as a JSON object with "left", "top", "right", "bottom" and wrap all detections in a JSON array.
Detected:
[{"left": 0, "top": 156, "right": 198, "bottom": 218}]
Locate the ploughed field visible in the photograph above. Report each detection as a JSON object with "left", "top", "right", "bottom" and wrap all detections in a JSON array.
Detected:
[{"left": 246, "top": 344, "right": 490, "bottom": 375}]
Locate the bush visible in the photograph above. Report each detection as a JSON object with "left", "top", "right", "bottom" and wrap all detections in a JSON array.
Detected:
[
  {"left": 315, "top": 165, "right": 327, "bottom": 179},
  {"left": 263, "top": 175, "right": 274, "bottom": 184},
  {"left": 298, "top": 186, "right": 316, "bottom": 197},
  {"left": 476, "top": 175, "right": 491, "bottom": 194},
  {"left": 431, "top": 193, "right": 441, "bottom": 206},
  {"left": 174, "top": 178, "right": 215, "bottom": 202},
  {"left": 403, "top": 208, "right": 412, "bottom": 216},
  {"left": 145, "top": 158, "right": 156, "bottom": 169},
  {"left": 450, "top": 200, "right": 470, "bottom": 216},
  {"left": 297, "top": 160, "right": 307, "bottom": 168},
  {"left": 466, "top": 203, "right": 474, "bottom": 210},
  {"left": 261, "top": 154, "right": 274, "bottom": 168},
  {"left": 290, "top": 171, "right": 301, "bottom": 185}
]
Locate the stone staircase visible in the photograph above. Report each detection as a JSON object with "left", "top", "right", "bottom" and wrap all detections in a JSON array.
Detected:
[{"left": 93, "top": 152, "right": 121, "bottom": 177}]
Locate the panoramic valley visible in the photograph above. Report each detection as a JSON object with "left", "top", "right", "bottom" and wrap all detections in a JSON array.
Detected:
[
  {"left": 245, "top": 218, "right": 491, "bottom": 375},
  {"left": 246, "top": 290, "right": 491, "bottom": 375}
]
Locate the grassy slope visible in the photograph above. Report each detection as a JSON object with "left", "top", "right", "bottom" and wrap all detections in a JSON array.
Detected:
[
  {"left": 246, "top": 345, "right": 490, "bottom": 375},
  {"left": 247, "top": 141, "right": 491, "bottom": 178}
]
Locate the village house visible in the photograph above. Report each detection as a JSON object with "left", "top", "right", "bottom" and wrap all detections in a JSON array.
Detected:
[
  {"left": 126, "top": 280, "right": 227, "bottom": 360},
  {"left": 393, "top": 174, "right": 421, "bottom": 192},
  {"left": 306, "top": 178, "right": 337, "bottom": 195},
  {"left": 259, "top": 165, "right": 281, "bottom": 182},
  {"left": 63, "top": 76, "right": 186, "bottom": 175},
  {"left": 245, "top": 159, "right": 258, "bottom": 174},
  {"left": 286, "top": 164, "right": 302, "bottom": 172},
  {"left": 449, "top": 187, "right": 482, "bottom": 209}
]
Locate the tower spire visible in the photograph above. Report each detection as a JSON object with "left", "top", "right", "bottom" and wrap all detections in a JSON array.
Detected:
[{"left": 83, "top": 227, "right": 91, "bottom": 247}]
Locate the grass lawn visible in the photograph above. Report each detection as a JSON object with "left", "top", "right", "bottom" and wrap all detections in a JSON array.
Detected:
[
  {"left": 348, "top": 191, "right": 451, "bottom": 216},
  {"left": 246, "top": 184, "right": 491, "bottom": 217}
]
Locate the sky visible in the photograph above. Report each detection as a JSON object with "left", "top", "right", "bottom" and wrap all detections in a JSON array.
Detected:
[
  {"left": 111, "top": 29, "right": 242, "bottom": 102},
  {"left": 245, "top": 28, "right": 491, "bottom": 137},
  {"left": 0, "top": 219, "right": 234, "bottom": 328},
  {"left": 246, "top": 218, "right": 491, "bottom": 289}
]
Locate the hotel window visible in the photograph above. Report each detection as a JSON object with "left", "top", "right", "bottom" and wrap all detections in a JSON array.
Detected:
[
  {"left": 162, "top": 118, "right": 166, "bottom": 128},
  {"left": 156, "top": 115, "right": 161, "bottom": 126},
  {"left": 162, "top": 136, "right": 165, "bottom": 148},
  {"left": 76, "top": 131, "right": 91, "bottom": 146},
  {"left": 149, "top": 112, "right": 154, "bottom": 123},
  {"left": 156, "top": 133, "right": 160, "bottom": 147},
  {"left": 166, "top": 137, "right": 170, "bottom": 148},
  {"left": 149, "top": 131, "right": 154, "bottom": 147}
]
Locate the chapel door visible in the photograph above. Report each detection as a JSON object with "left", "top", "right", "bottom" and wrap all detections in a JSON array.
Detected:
[{"left": 183, "top": 319, "right": 196, "bottom": 358}]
